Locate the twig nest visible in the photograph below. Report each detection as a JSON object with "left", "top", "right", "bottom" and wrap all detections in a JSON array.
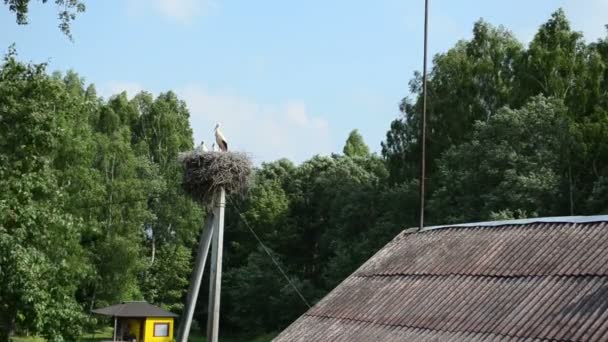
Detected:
[{"left": 181, "top": 151, "right": 252, "bottom": 204}]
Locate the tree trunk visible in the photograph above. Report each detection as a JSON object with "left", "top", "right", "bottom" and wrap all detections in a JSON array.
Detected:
[
  {"left": 0, "top": 308, "right": 15, "bottom": 342},
  {"left": 150, "top": 234, "right": 156, "bottom": 266}
]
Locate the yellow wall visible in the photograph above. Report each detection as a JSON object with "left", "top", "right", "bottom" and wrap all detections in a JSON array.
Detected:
[
  {"left": 126, "top": 319, "right": 142, "bottom": 342},
  {"left": 144, "top": 317, "right": 174, "bottom": 342}
]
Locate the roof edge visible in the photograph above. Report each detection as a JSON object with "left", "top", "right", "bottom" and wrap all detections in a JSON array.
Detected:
[
  {"left": 418, "top": 215, "right": 608, "bottom": 232},
  {"left": 90, "top": 302, "right": 178, "bottom": 318}
]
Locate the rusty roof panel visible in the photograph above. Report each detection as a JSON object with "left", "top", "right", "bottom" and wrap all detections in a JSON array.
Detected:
[
  {"left": 275, "top": 218, "right": 608, "bottom": 341},
  {"left": 281, "top": 276, "right": 608, "bottom": 341},
  {"left": 274, "top": 315, "right": 547, "bottom": 341}
]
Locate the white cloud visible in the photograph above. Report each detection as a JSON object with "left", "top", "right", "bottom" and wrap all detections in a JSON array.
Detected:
[
  {"left": 177, "top": 84, "right": 332, "bottom": 163},
  {"left": 99, "top": 81, "right": 145, "bottom": 99},
  {"left": 285, "top": 102, "right": 309, "bottom": 127},
  {"left": 154, "top": 0, "right": 216, "bottom": 24}
]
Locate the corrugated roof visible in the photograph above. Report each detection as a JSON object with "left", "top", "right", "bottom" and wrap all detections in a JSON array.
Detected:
[
  {"left": 275, "top": 216, "right": 608, "bottom": 341},
  {"left": 91, "top": 301, "right": 178, "bottom": 318}
]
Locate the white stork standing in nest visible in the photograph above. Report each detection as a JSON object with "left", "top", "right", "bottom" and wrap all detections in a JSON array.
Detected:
[
  {"left": 214, "top": 123, "right": 228, "bottom": 151},
  {"left": 195, "top": 141, "right": 208, "bottom": 154},
  {"left": 197, "top": 141, "right": 209, "bottom": 153}
]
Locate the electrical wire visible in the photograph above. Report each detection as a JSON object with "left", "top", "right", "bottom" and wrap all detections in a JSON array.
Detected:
[
  {"left": 73, "top": 196, "right": 155, "bottom": 209},
  {"left": 228, "top": 197, "right": 312, "bottom": 309},
  {"left": 69, "top": 189, "right": 313, "bottom": 309}
]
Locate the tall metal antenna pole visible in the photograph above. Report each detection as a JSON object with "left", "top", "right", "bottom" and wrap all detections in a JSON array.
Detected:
[{"left": 419, "top": 0, "right": 429, "bottom": 230}]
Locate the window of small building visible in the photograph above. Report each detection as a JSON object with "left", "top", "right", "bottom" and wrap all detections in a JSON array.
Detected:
[{"left": 153, "top": 323, "right": 170, "bottom": 337}]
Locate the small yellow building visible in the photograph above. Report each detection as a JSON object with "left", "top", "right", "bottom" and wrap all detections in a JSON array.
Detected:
[{"left": 92, "top": 301, "right": 178, "bottom": 342}]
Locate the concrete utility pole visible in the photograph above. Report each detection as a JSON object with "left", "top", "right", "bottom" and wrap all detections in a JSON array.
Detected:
[
  {"left": 176, "top": 213, "right": 216, "bottom": 342},
  {"left": 207, "top": 188, "right": 226, "bottom": 342}
]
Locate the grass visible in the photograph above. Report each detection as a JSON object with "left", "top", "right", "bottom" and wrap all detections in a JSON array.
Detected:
[
  {"left": 80, "top": 327, "right": 113, "bottom": 341},
  {"left": 11, "top": 329, "right": 277, "bottom": 342},
  {"left": 10, "top": 337, "right": 45, "bottom": 342},
  {"left": 10, "top": 327, "right": 113, "bottom": 342}
]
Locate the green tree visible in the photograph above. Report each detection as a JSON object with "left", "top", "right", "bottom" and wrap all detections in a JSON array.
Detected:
[
  {"left": 141, "top": 244, "right": 191, "bottom": 313},
  {"left": 343, "top": 129, "right": 370, "bottom": 157},
  {"left": 224, "top": 248, "right": 311, "bottom": 334},
  {"left": 0, "top": 49, "right": 202, "bottom": 339},
  {"left": 4, "top": 0, "right": 85, "bottom": 37},
  {"left": 0, "top": 51, "right": 87, "bottom": 342},
  {"left": 131, "top": 91, "right": 201, "bottom": 316},
  {"left": 382, "top": 20, "right": 523, "bottom": 184},
  {"left": 429, "top": 96, "right": 572, "bottom": 223},
  {"left": 516, "top": 9, "right": 602, "bottom": 115},
  {"left": 217, "top": 154, "right": 395, "bottom": 333}
]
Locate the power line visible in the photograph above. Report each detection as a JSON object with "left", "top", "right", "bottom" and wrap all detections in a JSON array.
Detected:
[
  {"left": 73, "top": 193, "right": 190, "bottom": 210},
  {"left": 73, "top": 196, "right": 155, "bottom": 210},
  {"left": 228, "top": 197, "right": 312, "bottom": 309},
  {"left": 69, "top": 189, "right": 313, "bottom": 309}
]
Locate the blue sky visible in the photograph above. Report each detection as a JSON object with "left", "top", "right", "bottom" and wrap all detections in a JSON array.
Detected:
[{"left": 1, "top": 0, "right": 607, "bottom": 163}]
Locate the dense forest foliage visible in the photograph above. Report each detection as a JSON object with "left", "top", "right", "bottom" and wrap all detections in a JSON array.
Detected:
[{"left": 1, "top": 8, "right": 608, "bottom": 341}]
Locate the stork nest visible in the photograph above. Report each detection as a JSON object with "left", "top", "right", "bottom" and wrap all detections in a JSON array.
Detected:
[{"left": 180, "top": 151, "right": 252, "bottom": 204}]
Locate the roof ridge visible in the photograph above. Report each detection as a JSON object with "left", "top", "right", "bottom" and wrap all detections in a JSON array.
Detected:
[
  {"left": 416, "top": 215, "right": 608, "bottom": 232},
  {"left": 352, "top": 273, "right": 608, "bottom": 279},
  {"left": 91, "top": 301, "right": 178, "bottom": 318}
]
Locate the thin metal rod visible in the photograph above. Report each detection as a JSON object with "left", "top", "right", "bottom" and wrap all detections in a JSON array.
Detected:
[
  {"left": 419, "top": 0, "right": 429, "bottom": 231},
  {"left": 176, "top": 213, "right": 216, "bottom": 342},
  {"left": 207, "top": 188, "right": 226, "bottom": 342}
]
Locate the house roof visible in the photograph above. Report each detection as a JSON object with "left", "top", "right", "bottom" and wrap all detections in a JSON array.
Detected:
[
  {"left": 275, "top": 215, "right": 608, "bottom": 341},
  {"left": 91, "top": 301, "right": 178, "bottom": 318}
]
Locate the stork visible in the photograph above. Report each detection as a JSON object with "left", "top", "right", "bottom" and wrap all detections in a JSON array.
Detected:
[
  {"left": 195, "top": 141, "right": 208, "bottom": 154},
  {"left": 214, "top": 123, "right": 228, "bottom": 152}
]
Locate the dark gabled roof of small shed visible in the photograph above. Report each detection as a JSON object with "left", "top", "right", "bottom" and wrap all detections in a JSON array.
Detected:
[
  {"left": 275, "top": 215, "right": 608, "bottom": 341},
  {"left": 91, "top": 301, "right": 178, "bottom": 318}
]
